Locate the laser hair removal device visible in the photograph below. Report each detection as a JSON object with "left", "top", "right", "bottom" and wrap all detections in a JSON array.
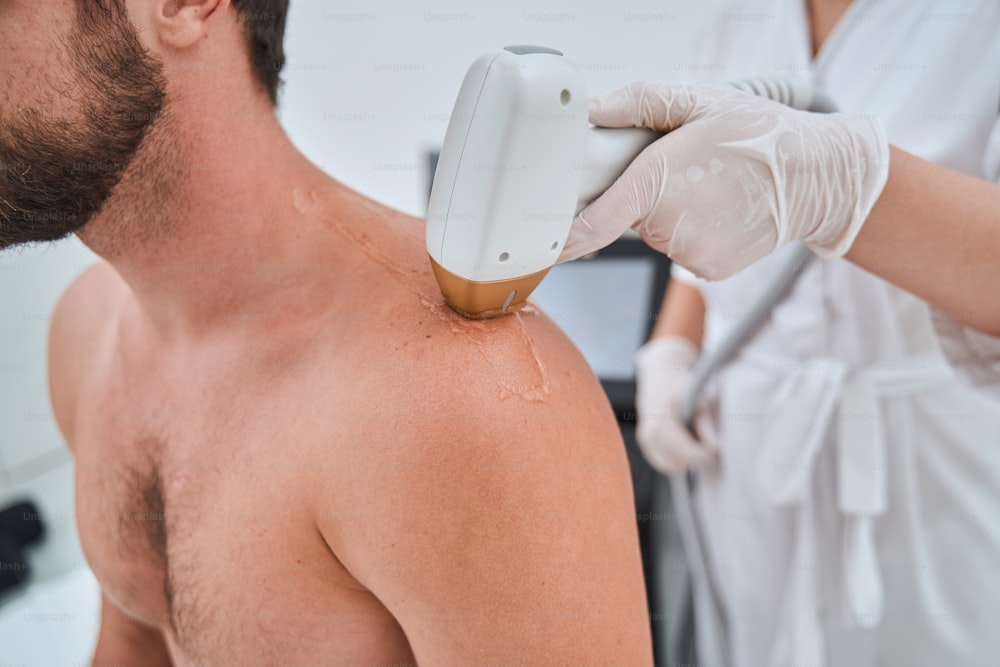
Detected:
[
  {"left": 426, "top": 46, "right": 658, "bottom": 319},
  {"left": 426, "top": 46, "right": 820, "bottom": 320}
]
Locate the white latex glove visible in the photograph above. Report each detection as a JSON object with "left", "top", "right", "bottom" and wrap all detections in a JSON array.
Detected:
[
  {"left": 560, "top": 82, "right": 890, "bottom": 280},
  {"left": 634, "top": 336, "right": 718, "bottom": 475}
]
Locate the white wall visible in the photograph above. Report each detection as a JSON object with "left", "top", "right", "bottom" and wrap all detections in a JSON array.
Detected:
[
  {"left": 279, "top": 0, "right": 728, "bottom": 215},
  {"left": 0, "top": 242, "right": 95, "bottom": 487}
]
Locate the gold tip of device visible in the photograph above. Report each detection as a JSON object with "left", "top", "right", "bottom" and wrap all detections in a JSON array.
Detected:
[{"left": 429, "top": 256, "right": 552, "bottom": 320}]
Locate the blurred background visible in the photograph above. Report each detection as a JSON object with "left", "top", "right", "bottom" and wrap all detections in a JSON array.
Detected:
[{"left": 0, "top": 0, "right": 727, "bottom": 661}]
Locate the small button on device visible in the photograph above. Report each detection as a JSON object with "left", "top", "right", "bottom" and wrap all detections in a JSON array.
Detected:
[{"left": 502, "top": 290, "right": 517, "bottom": 310}]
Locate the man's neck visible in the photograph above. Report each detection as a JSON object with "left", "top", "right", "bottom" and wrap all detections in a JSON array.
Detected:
[{"left": 79, "top": 103, "right": 350, "bottom": 339}]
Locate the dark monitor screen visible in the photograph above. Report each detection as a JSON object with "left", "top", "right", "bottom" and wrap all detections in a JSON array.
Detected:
[
  {"left": 532, "top": 238, "right": 670, "bottom": 414},
  {"left": 532, "top": 253, "right": 658, "bottom": 382}
]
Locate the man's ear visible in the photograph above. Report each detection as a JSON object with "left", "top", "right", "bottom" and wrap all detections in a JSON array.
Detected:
[{"left": 153, "top": 0, "right": 232, "bottom": 50}]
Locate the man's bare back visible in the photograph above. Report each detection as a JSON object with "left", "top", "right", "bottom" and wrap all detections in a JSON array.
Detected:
[{"left": 48, "top": 185, "right": 652, "bottom": 664}]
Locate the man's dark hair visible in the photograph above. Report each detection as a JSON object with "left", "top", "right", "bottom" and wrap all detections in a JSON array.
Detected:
[
  {"left": 87, "top": 0, "right": 289, "bottom": 107},
  {"left": 231, "top": 0, "right": 289, "bottom": 106}
]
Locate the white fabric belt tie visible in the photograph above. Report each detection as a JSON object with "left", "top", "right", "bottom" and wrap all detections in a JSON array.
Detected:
[
  {"left": 837, "top": 353, "right": 953, "bottom": 629},
  {"left": 740, "top": 350, "right": 953, "bottom": 667}
]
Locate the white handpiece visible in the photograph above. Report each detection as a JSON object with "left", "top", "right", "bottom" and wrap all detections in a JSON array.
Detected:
[
  {"left": 426, "top": 46, "right": 589, "bottom": 319},
  {"left": 426, "top": 46, "right": 662, "bottom": 319},
  {"left": 576, "top": 127, "right": 662, "bottom": 216}
]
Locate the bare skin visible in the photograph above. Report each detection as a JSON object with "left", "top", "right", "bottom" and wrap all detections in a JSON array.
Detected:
[
  {"left": 31, "top": 0, "right": 653, "bottom": 664},
  {"left": 806, "top": 0, "right": 853, "bottom": 56},
  {"left": 847, "top": 146, "right": 1000, "bottom": 336}
]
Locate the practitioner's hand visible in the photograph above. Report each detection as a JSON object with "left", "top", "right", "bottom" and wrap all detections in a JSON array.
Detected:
[
  {"left": 560, "top": 82, "right": 890, "bottom": 279},
  {"left": 634, "top": 336, "right": 717, "bottom": 475}
]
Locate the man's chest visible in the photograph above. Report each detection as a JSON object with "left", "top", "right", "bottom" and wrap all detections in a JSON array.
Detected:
[{"left": 70, "top": 374, "right": 411, "bottom": 664}]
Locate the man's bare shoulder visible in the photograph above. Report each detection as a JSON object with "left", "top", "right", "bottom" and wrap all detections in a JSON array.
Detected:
[
  {"left": 48, "top": 261, "right": 127, "bottom": 446},
  {"left": 315, "top": 201, "right": 619, "bottom": 449},
  {"left": 312, "top": 208, "right": 652, "bottom": 663},
  {"left": 306, "top": 191, "right": 629, "bottom": 499},
  {"left": 326, "top": 210, "right": 620, "bottom": 448}
]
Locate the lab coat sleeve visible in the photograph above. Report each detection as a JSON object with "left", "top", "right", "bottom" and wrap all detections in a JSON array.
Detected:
[
  {"left": 929, "top": 112, "right": 1000, "bottom": 398},
  {"left": 670, "top": 263, "right": 701, "bottom": 287}
]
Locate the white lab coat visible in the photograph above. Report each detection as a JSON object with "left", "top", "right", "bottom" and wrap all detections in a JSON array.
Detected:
[
  {"left": 934, "top": 312, "right": 1000, "bottom": 398},
  {"left": 672, "top": 1, "right": 1000, "bottom": 665}
]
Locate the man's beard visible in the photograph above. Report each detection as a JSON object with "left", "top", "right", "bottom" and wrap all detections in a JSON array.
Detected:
[{"left": 0, "top": 3, "right": 167, "bottom": 251}]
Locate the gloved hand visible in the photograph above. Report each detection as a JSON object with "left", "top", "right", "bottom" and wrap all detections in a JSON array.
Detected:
[
  {"left": 634, "top": 336, "right": 718, "bottom": 475},
  {"left": 560, "top": 82, "right": 890, "bottom": 280}
]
